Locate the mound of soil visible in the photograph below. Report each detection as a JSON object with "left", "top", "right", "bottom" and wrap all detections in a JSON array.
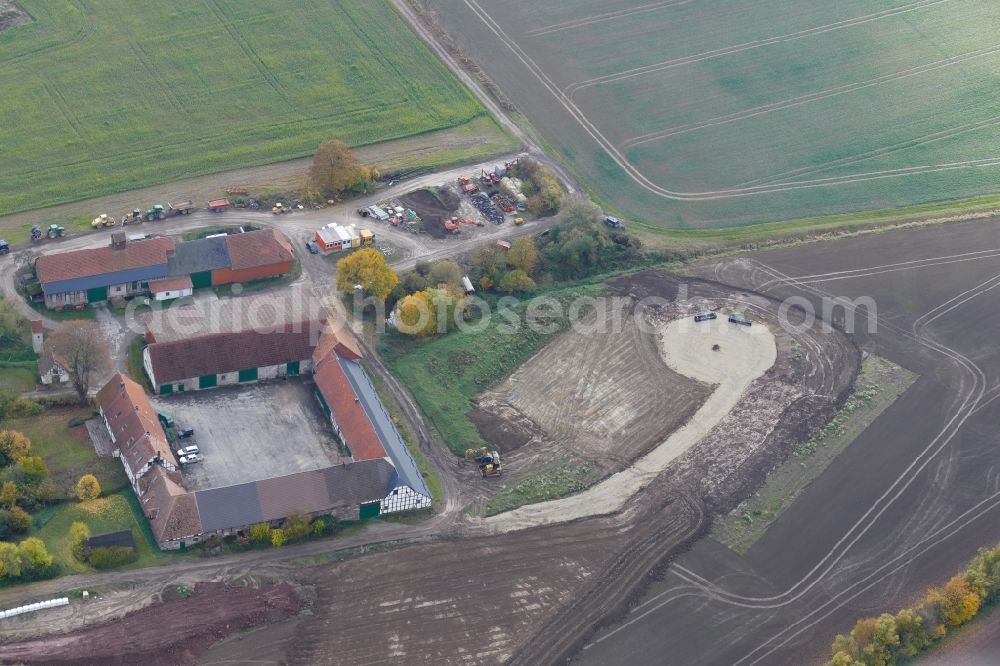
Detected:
[
  {"left": 400, "top": 188, "right": 459, "bottom": 238},
  {"left": 0, "top": 582, "right": 302, "bottom": 665},
  {"left": 0, "top": 2, "right": 31, "bottom": 32}
]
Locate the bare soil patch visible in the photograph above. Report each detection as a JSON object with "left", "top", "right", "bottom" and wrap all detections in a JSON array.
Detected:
[
  {"left": 287, "top": 521, "right": 620, "bottom": 665},
  {"left": 0, "top": 582, "right": 302, "bottom": 665},
  {"left": 0, "top": 1, "right": 29, "bottom": 31},
  {"left": 399, "top": 187, "right": 461, "bottom": 238},
  {"left": 474, "top": 297, "right": 710, "bottom": 465}
]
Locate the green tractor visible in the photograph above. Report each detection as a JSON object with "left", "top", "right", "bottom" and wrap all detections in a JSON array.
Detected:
[
  {"left": 32, "top": 225, "right": 64, "bottom": 241},
  {"left": 145, "top": 205, "right": 165, "bottom": 221}
]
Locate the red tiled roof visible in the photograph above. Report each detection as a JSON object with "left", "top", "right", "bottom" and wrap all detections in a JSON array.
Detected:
[
  {"left": 148, "top": 276, "right": 193, "bottom": 293},
  {"left": 96, "top": 374, "right": 177, "bottom": 477},
  {"left": 146, "top": 321, "right": 322, "bottom": 384},
  {"left": 36, "top": 237, "right": 175, "bottom": 284},
  {"left": 312, "top": 318, "right": 363, "bottom": 365},
  {"left": 313, "top": 354, "right": 385, "bottom": 461},
  {"left": 224, "top": 229, "right": 293, "bottom": 271},
  {"left": 142, "top": 467, "right": 202, "bottom": 544},
  {"left": 30, "top": 320, "right": 43, "bottom": 334}
]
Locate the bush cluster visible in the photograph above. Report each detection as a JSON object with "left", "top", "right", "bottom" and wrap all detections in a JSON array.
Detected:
[
  {"left": 827, "top": 542, "right": 1000, "bottom": 665},
  {"left": 89, "top": 546, "right": 138, "bottom": 570}
]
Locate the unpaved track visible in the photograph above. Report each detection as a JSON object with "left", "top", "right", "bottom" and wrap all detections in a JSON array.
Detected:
[{"left": 482, "top": 317, "right": 775, "bottom": 532}]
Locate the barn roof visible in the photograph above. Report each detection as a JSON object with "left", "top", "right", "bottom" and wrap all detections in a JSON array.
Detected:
[
  {"left": 148, "top": 276, "right": 193, "bottom": 294},
  {"left": 36, "top": 237, "right": 175, "bottom": 286},
  {"left": 145, "top": 321, "right": 323, "bottom": 384},
  {"left": 194, "top": 460, "right": 393, "bottom": 532},
  {"left": 339, "top": 356, "right": 430, "bottom": 499},
  {"left": 225, "top": 229, "right": 293, "bottom": 270},
  {"left": 313, "top": 354, "right": 386, "bottom": 462},
  {"left": 141, "top": 467, "right": 202, "bottom": 544},
  {"left": 166, "top": 236, "right": 231, "bottom": 276},
  {"left": 86, "top": 530, "right": 136, "bottom": 550}
]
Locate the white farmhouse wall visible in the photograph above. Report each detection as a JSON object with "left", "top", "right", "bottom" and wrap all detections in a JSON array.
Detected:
[
  {"left": 217, "top": 372, "right": 238, "bottom": 386},
  {"left": 380, "top": 484, "right": 432, "bottom": 514},
  {"left": 154, "top": 288, "right": 192, "bottom": 301}
]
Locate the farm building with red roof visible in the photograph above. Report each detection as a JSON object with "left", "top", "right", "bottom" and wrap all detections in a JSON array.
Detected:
[{"left": 35, "top": 229, "right": 295, "bottom": 309}]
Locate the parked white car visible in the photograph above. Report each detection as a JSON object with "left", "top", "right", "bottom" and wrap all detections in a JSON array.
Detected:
[
  {"left": 176, "top": 445, "right": 199, "bottom": 457},
  {"left": 179, "top": 453, "right": 201, "bottom": 465}
]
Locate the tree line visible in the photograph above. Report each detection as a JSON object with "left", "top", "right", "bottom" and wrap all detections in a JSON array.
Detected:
[{"left": 827, "top": 541, "right": 1000, "bottom": 665}]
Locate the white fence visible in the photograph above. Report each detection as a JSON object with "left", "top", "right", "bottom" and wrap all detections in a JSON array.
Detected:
[{"left": 0, "top": 597, "right": 69, "bottom": 619}]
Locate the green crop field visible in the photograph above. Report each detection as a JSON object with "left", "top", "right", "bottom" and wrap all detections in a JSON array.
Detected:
[
  {"left": 434, "top": 0, "right": 1000, "bottom": 227},
  {"left": 0, "top": 0, "right": 487, "bottom": 215}
]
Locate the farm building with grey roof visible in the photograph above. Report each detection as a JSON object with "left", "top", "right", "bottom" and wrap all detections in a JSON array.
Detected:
[{"left": 35, "top": 229, "right": 294, "bottom": 308}]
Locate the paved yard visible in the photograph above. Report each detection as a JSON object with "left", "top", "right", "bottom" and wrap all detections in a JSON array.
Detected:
[{"left": 151, "top": 379, "right": 344, "bottom": 491}]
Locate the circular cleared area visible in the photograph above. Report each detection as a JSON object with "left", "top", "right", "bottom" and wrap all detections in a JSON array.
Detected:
[{"left": 659, "top": 316, "right": 777, "bottom": 386}]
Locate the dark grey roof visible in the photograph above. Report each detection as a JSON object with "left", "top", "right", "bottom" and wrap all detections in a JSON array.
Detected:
[
  {"left": 42, "top": 266, "right": 169, "bottom": 295},
  {"left": 193, "top": 460, "right": 393, "bottom": 533},
  {"left": 167, "top": 236, "right": 231, "bottom": 276},
  {"left": 338, "top": 357, "right": 431, "bottom": 499},
  {"left": 86, "top": 530, "right": 136, "bottom": 550},
  {"left": 195, "top": 481, "right": 262, "bottom": 532}
]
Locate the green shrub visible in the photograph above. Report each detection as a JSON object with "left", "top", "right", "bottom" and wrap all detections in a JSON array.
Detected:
[
  {"left": 7, "top": 399, "right": 43, "bottom": 419},
  {"left": 88, "top": 546, "right": 138, "bottom": 570}
]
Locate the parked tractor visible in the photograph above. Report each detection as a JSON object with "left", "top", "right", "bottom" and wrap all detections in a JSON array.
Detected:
[
  {"left": 91, "top": 213, "right": 116, "bottom": 228},
  {"left": 272, "top": 202, "right": 291, "bottom": 215},
  {"left": 145, "top": 201, "right": 194, "bottom": 221},
  {"left": 31, "top": 225, "right": 64, "bottom": 242}
]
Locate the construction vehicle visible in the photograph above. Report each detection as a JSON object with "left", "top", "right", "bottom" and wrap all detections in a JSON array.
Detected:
[
  {"left": 444, "top": 217, "right": 460, "bottom": 234},
  {"left": 207, "top": 198, "right": 230, "bottom": 213},
  {"left": 491, "top": 193, "right": 515, "bottom": 213},
  {"left": 457, "top": 175, "right": 479, "bottom": 195},
  {"left": 480, "top": 168, "right": 499, "bottom": 186},
  {"left": 121, "top": 209, "right": 143, "bottom": 225},
  {"left": 0, "top": 240, "right": 9, "bottom": 255},
  {"left": 478, "top": 450, "right": 503, "bottom": 478},
  {"left": 464, "top": 447, "right": 503, "bottom": 477},
  {"left": 465, "top": 447, "right": 490, "bottom": 460},
  {"left": 272, "top": 202, "right": 291, "bottom": 215},
  {"left": 91, "top": 214, "right": 116, "bottom": 228}
]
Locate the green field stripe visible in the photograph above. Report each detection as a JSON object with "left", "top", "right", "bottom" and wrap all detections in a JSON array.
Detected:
[
  {"left": 42, "top": 82, "right": 88, "bottom": 143},
  {"left": 201, "top": 0, "right": 294, "bottom": 111},
  {"left": 127, "top": 40, "right": 187, "bottom": 117}
]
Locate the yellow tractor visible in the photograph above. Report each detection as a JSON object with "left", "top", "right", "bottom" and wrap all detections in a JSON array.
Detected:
[
  {"left": 91, "top": 213, "right": 116, "bottom": 228},
  {"left": 272, "top": 202, "right": 291, "bottom": 215}
]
